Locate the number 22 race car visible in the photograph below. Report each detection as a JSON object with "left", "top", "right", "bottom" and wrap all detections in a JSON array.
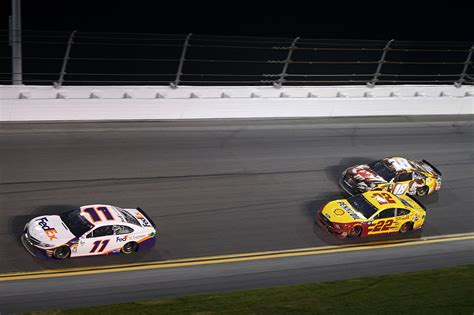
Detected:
[
  {"left": 339, "top": 157, "right": 442, "bottom": 196},
  {"left": 317, "top": 191, "right": 426, "bottom": 238},
  {"left": 21, "top": 204, "right": 157, "bottom": 259}
]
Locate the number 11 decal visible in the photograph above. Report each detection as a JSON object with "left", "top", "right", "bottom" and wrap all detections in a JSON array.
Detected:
[{"left": 90, "top": 240, "right": 110, "bottom": 253}]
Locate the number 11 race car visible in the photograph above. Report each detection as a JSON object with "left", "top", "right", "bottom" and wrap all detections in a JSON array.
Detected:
[
  {"left": 21, "top": 204, "right": 157, "bottom": 259},
  {"left": 317, "top": 191, "right": 426, "bottom": 238},
  {"left": 339, "top": 157, "right": 442, "bottom": 196}
]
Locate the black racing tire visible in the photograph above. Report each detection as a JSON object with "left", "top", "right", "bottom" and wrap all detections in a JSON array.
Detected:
[
  {"left": 53, "top": 246, "right": 71, "bottom": 260},
  {"left": 121, "top": 242, "right": 138, "bottom": 254},
  {"left": 399, "top": 222, "right": 413, "bottom": 234},
  {"left": 416, "top": 186, "right": 429, "bottom": 196},
  {"left": 348, "top": 225, "right": 362, "bottom": 238}
]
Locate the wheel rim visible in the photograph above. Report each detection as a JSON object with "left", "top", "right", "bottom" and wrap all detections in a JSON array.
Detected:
[
  {"left": 55, "top": 246, "right": 69, "bottom": 259},
  {"left": 417, "top": 186, "right": 428, "bottom": 196},
  {"left": 400, "top": 223, "right": 410, "bottom": 233},
  {"left": 122, "top": 242, "right": 136, "bottom": 254},
  {"left": 348, "top": 226, "right": 361, "bottom": 237}
]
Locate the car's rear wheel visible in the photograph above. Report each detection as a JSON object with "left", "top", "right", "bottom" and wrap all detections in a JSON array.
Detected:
[
  {"left": 121, "top": 242, "right": 138, "bottom": 254},
  {"left": 416, "top": 186, "right": 429, "bottom": 196},
  {"left": 399, "top": 222, "right": 413, "bottom": 234},
  {"left": 348, "top": 225, "right": 362, "bottom": 238},
  {"left": 53, "top": 246, "right": 71, "bottom": 260}
]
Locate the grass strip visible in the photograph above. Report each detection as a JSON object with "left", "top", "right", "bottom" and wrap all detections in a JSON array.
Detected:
[{"left": 27, "top": 264, "right": 474, "bottom": 315}]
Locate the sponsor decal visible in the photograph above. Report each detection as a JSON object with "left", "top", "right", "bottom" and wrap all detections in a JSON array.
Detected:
[
  {"left": 36, "top": 217, "right": 58, "bottom": 241},
  {"left": 388, "top": 158, "right": 412, "bottom": 171},
  {"left": 399, "top": 215, "right": 409, "bottom": 220},
  {"left": 333, "top": 209, "right": 345, "bottom": 216},
  {"left": 135, "top": 213, "right": 151, "bottom": 227},
  {"left": 336, "top": 202, "right": 361, "bottom": 220},
  {"left": 116, "top": 235, "right": 131, "bottom": 242}
]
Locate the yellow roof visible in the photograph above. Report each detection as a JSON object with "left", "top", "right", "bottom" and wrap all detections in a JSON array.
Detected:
[{"left": 362, "top": 191, "right": 406, "bottom": 210}]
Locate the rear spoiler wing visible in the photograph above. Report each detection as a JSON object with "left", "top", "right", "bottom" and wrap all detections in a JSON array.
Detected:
[
  {"left": 137, "top": 207, "right": 156, "bottom": 228},
  {"left": 422, "top": 159, "right": 442, "bottom": 176}
]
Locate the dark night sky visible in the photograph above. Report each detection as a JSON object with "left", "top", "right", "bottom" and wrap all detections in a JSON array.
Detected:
[{"left": 1, "top": 0, "right": 473, "bottom": 41}]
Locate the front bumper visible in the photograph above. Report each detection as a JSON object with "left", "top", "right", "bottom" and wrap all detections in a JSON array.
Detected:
[
  {"left": 316, "top": 211, "right": 348, "bottom": 238},
  {"left": 21, "top": 234, "right": 50, "bottom": 259},
  {"left": 338, "top": 177, "right": 360, "bottom": 196}
]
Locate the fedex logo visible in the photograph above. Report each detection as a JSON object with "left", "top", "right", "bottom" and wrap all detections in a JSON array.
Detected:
[
  {"left": 36, "top": 217, "right": 58, "bottom": 240},
  {"left": 116, "top": 235, "right": 131, "bottom": 242}
]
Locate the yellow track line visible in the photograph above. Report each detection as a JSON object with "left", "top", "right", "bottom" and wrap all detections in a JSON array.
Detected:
[{"left": 1, "top": 232, "right": 473, "bottom": 282}]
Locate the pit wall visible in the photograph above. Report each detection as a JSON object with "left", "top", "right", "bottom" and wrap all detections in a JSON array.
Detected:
[{"left": 0, "top": 85, "right": 472, "bottom": 121}]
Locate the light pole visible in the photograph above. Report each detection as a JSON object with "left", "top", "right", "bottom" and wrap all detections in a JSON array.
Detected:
[{"left": 10, "top": 0, "right": 22, "bottom": 85}]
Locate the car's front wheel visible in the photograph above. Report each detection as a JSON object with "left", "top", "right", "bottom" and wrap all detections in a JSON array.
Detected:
[
  {"left": 121, "top": 242, "right": 138, "bottom": 254},
  {"left": 348, "top": 225, "right": 362, "bottom": 238},
  {"left": 416, "top": 186, "right": 429, "bottom": 196},
  {"left": 399, "top": 222, "right": 413, "bottom": 234},
  {"left": 53, "top": 246, "right": 71, "bottom": 259}
]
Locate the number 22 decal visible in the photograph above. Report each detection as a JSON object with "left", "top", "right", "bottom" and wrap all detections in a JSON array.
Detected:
[
  {"left": 368, "top": 219, "right": 394, "bottom": 232},
  {"left": 90, "top": 240, "right": 110, "bottom": 253},
  {"left": 373, "top": 193, "right": 396, "bottom": 205}
]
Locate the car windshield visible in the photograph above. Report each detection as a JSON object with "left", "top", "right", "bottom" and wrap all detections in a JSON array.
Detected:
[
  {"left": 367, "top": 160, "right": 396, "bottom": 181},
  {"left": 117, "top": 208, "right": 140, "bottom": 226},
  {"left": 59, "top": 209, "right": 94, "bottom": 237},
  {"left": 347, "top": 195, "right": 378, "bottom": 219}
]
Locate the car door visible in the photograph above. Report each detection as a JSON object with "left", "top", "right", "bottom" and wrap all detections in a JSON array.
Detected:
[
  {"left": 76, "top": 225, "right": 115, "bottom": 256},
  {"left": 394, "top": 208, "right": 411, "bottom": 230},
  {"left": 113, "top": 225, "right": 135, "bottom": 245},
  {"left": 367, "top": 208, "right": 396, "bottom": 235},
  {"left": 391, "top": 172, "right": 413, "bottom": 195}
]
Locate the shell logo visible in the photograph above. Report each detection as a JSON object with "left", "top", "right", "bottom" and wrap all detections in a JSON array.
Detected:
[{"left": 333, "top": 209, "right": 345, "bottom": 216}]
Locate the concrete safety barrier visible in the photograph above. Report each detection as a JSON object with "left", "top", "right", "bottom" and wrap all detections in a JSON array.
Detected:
[{"left": 1, "top": 85, "right": 472, "bottom": 121}]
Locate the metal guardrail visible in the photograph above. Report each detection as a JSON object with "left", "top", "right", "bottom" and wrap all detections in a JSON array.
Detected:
[{"left": 0, "top": 30, "right": 473, "bottom": 87}]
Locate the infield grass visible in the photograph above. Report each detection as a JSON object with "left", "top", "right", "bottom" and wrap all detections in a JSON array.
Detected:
[{"left": 27, "top": 264, "right": 474, "bottom": 315}]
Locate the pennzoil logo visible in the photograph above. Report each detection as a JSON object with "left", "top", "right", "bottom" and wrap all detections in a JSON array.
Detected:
[
  {"left": 336, "top": 202, "right": 362, "bottom": 220},
  {"left": 36, "top": 217, "right": 58, "bottom": 240}
]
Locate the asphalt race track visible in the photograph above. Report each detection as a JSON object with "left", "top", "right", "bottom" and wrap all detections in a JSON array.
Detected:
[{"left": 0, "top": 115, "right": 473, "bottom": 313}]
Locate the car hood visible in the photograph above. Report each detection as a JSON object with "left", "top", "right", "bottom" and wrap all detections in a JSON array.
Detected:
[
  {"left": 26, "top": 215, "right": 76, "bottom": 246},
  {"left": 346, "top": 165, "right": 387, "bottom": 184},
  {"left": 321, "top": 200, "right": 365, "bottom": 224}
]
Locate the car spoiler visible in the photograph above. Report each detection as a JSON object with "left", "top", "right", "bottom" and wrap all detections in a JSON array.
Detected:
[
  {"left": 137, "top": 207, "right": 156, "bottom": 228},
  {"left": 422, "top": 159, "right": 442, "bottom": 176},
  {"left": 408, "top": 196, "right": 427, "bottom": 211}
]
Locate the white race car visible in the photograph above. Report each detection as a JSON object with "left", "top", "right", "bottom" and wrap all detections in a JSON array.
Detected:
[{"left": 21, "top": 204, "right": 157, "bottom": 259}]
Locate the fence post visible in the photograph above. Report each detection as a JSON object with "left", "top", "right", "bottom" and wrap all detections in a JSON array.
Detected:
[
  {"left": 170, "top": 33, "right": 192, "bottom": 89},
  {"left": 454, "top": 44, "right": 473, "bottom": 88},
  {"left": 54, "top": 30, "right": 76, "bottom": 88},
  {"left": 367, "top": 39, "right": 394, "bottom": 88},
  {"left": 274, "top": 37, "right": 299, "bottom": 88},
  {"left": 10, "top": 0, "right": 22, "bottom": 85}
]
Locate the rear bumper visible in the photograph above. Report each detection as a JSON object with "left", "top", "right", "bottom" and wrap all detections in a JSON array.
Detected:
[{"left": 137, "top": 207, "right": 156, "bottom": 228}]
